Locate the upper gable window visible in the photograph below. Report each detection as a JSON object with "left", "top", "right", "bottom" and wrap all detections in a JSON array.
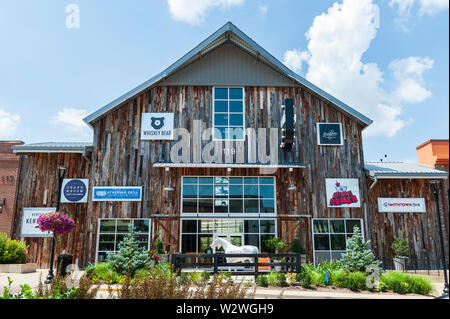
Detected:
[{"left": 213, "top": 87, "right": 245, "bottom": 140}]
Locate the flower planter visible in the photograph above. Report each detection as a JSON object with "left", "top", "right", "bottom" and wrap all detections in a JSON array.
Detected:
[
  {"left": 0, "top": 263, "right": 37, "bottom": 274},
  {"left": 393, "top": 257, "right": 408, "bottom": 271}
]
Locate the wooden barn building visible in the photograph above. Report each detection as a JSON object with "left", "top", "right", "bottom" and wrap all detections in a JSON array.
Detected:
[{"left": 9, "top": 22, "right": 449, "bottom": 270}]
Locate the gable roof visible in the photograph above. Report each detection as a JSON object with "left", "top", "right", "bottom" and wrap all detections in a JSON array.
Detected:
[
  {"left": 83, "top": 21, "right": 373, "bottom": 128},
  {"left": 364, "top": 162, "right": 448, "bottom": 179}
]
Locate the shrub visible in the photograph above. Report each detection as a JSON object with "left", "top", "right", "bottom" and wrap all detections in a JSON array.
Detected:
[
  {"left": 392, "top": 231, "right": 411, "bottom": 258},
  {"left": 255, "top": 275, "right": 268, "bottom": 287},
  {"left": 331, "top": 268, "right": 349, "bottom": 288},
  {"left": 107, "top": 225, "right": 152, "bottom": 276},
  {"left": 85, "top": 262, "right": 125, "bottom": 284},
  {"left": 267, "top": 272, "right": 287, "bottom": 287},
  {"left": 263, "top": 237, "right": 288, "bottom": 253},
  {"left": 290, "top": 239, "right": 306, "bottom": 254},
  {"left": 296, "top": 267, "right": 312, "bottom": 288},
  {"left": 380, "top": 272, "right": 432, "bottom": 295},
  {"left": 346, "top": 272, "right": 368, "bottom": 291},
  {"left": 340, "top": 227, "right": 382, "bottom": 272},
  {"left": 0, "top": 233, "right": 27, "bottom": 264}
]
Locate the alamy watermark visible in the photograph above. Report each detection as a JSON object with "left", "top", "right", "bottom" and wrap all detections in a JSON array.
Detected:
[{"left": 65, "top": 4, "right": 80, "bottom": 29}]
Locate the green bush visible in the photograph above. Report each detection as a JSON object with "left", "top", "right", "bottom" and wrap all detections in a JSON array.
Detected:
[
  {"left": 290, "top": 239, "right": 306, "bottom": 254},
  {"left": 296, "top": 267, "right": 312, "bottom": 288},
  {"left": 255, "top": 275, "right": 268, "bottom": 287},
  {"left": 380, "top": 272, "right": 432, "bottom": 295},
  {"left": 107, "top": 225, "right": 152, "bottom": 276},
  {"left": 391, "top": 231, "right": 411, "bottom": 258},
  {"left": 267, "top": 272, "right": 287, "bottom": 287},
  {"left": 346, "top": 272, "right": 368, "bottom": 291},
  {"left": 331, "top": 268, "right": 349, "bottom": 288},
  {"left": 85, "top": 262, "right": 125, "bottom": 284},
  {"left": 263, "top": 237, "right": 288, "bottom": 253},
  {"left": 0, "top": 233, "right": 27, "bottom": 264}
]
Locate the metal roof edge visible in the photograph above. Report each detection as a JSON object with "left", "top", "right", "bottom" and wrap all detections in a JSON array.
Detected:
[{"left": 83, "top": 21, "right": 373, "bottom": 127}]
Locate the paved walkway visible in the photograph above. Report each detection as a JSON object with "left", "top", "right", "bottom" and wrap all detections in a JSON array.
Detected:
[{"left": 0, "top": 269, "right": 445, "bottom": 299}]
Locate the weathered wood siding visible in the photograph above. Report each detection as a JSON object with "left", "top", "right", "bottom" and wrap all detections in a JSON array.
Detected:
[
  {"left": 85, "top": 85, "right": 368, "bottom": 265},
  {"left": 368, "top": 178, "right": 449, "bottom": 269},
  {"left": 11, "top": 153, "right": 90, "bottom": 268}
]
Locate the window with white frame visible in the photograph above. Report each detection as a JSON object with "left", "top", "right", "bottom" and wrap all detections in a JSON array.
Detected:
[
  {"left": 213, "top": 87, "right": 245, "bottom": 140},
  {"left": 181, "top": 218, "right": 277, "bottom": 254},
  {"left": 181, "top": 176, "right": 276, "bottom": 215},
  {"left": 312, "top": 218, "right": 363, "bottom": 265},
  {"left": 97, "top": 219, "right": 151, "bottom": 263}
]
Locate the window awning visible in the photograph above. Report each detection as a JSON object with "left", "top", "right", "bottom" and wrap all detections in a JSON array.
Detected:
[{"left": 153, "top": 162, "right": 307, "bottom": 169}]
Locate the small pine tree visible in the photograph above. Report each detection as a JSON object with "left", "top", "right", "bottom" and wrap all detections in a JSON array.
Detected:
[
  {"left": 107, "top": 224, "right": 151, "bottom": 276},
  {"left": 340, "top": 226, "right": 382, "bottom": 272},
  {"left": 391, "top": 231, "right": 411, "bottom": 258}
]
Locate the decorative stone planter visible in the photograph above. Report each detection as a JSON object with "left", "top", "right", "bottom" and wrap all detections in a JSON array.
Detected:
[
  {"left": 393, "top": 257, "right": 408, "bottom": 271},
  {"left": 0, "top": 263, "right": 37, "bottom": 273}
]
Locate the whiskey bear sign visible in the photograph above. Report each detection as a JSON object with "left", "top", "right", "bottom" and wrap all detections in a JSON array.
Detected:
[{"left": 141, "top": 113, "right": 174, "bottom": 140}]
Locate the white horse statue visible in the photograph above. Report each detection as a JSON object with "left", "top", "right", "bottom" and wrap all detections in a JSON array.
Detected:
[{"left": 210, "top": 238, "right": 259, "bottom": 270}]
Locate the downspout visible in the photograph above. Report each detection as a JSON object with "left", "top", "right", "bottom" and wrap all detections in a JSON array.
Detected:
[{"left": 369, "top": 176, "right": 378, "bottom": 192}]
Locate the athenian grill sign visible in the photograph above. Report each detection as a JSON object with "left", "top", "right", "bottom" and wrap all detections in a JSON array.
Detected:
[
  {"left": 141, "top": 113, "right": 174, "bottom": 140},
  {"left": 378, "top": 198, "right": 426, "bottom": 213},
  {"left": 326, "top": 178, "right": 360, "bottom": 208}
]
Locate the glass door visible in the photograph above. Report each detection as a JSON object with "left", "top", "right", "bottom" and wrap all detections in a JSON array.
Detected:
[{"left": 212, "top": 233, "right": 244, "bottom": 252}]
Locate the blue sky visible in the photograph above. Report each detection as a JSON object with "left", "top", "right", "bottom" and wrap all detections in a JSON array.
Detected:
[{"left": 0, "top": 0, "right": 448, "bottom": 163}]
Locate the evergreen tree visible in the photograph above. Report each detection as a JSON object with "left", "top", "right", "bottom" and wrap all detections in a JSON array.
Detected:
[
  {"left": 340, "top": 226, "right": 382, "bottom": 272},
  {"left": 107, "top": 224, "right": 151, "bottom": 276}
]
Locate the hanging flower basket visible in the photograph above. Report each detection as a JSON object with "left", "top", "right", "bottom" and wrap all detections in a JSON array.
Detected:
[{"left": 37, "top": 212, "right": 75, "bottom": 236}]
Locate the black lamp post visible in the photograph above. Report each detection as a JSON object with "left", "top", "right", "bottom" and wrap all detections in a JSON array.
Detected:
[
  {"left": 430, "top": 180, "right": 449, "bottom": 295},
  {"left": 44, "top": 165, "right": 67, "bottom": 284}
]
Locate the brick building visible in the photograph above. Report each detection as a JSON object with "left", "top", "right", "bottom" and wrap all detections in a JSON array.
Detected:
[{"left": 0, "top": 141, "right": 24, "bottom": 237}]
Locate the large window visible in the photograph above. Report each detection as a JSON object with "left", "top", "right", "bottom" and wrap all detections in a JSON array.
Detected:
[
  {"left": 97, "top": 219, "right": 151, "bottom": 263},
  {"left": 312, "top": 218, "right": 363, "bottom": 265},
  {"left": 181, "top": 176, "right": 276, "bottom": 216},
  {"left": 213, "top": 87, "right": 245, "bottom": 140},
  {"left": 181, "top": 218, "right": 277, "bottom": 254}
]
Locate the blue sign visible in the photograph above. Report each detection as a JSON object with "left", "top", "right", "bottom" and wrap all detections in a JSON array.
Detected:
[
  {"left": 61, "top": 179, "right": 89, "bottom": 203},
  {"left": 92, "top": 186, "right": 142, "bottom": 202}
]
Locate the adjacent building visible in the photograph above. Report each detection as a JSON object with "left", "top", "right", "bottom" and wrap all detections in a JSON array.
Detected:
[
  {"left": 9, "top": 23, "right": 449, "bottom": 270},
  {"left": 0, "top": 141, "right": 24, "bottom": 237}
]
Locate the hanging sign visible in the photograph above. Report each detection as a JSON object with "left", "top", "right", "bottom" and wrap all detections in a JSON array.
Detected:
[
  {"left": 378, "top": 198, "right": 426, "bottom": 213},
  {"left": 92, "top": 186, "right": 142, "bottom": 202},
  {"left": 61, "top": 179, "right": 89, "bottom": 203},
  {"left": 326, "top": 178, "right": 360, "bottom": 207},
  {"left": 20, "top": 207, "right": 56, "bottom": 237},
  {"left": 317, "top": 123, "right": 343, "bottom": 145},
  {"left": 141, "top": 113, "right": 174, "bottom": 140}
]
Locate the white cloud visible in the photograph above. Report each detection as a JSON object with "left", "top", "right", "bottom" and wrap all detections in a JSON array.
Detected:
[
  {"left": 167, "top": 0, "right": 245, "bottom": 25},
  {"left": 390, "top": 0, "right": 448, "bottom": 23},
  {"left": 259, "top": 5, "right": 268, "bottom": 15},
  {"left": 0, "top": 109, "right": 21, "bottom": 138},
  {"left": 418, "top": 0, "right": 449, "bottom": 15},
  {"left": 51, "top": 108, "right": 90, "bottom": 136},
  {"left": 283, "top": 0, "right": 433, "bottom": 137},
  {"left": 283, "top": 49, "right": 309, "bottom": 73},
  {"left": 389, "top": 57, "right": 433, "bottom": 103}
]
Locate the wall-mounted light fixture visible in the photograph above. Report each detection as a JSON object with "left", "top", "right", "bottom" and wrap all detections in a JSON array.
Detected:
[{"left": 0, "top": 198, "right": 6, "bottom": 214}]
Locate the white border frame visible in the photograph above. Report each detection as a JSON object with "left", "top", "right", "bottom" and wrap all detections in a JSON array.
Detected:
[
  {"left": 92, "top": 186, "right": 142, "bottom": 202},
  {"left": 316, "top": 122, "right": 344, "bottom": 146},
  {"left": 212, "top": 87, "right": 246, "bottom": 142},
  {"left": 311, "top": 218, "right": 364, "bottom": 266}
]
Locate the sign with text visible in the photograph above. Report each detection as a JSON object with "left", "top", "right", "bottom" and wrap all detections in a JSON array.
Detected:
[
  {"left": 92, "top": 186, "right": 142, "bottom": 202},
  {"left": 378, "top": 198, "right": 426, "bottom": 213},
  {"left": 326, "top": 178, "right": 360, "bottom": 208},
  {"left": 141, "top": 113, "right": 174, "bottom": 140},
  {"left": 20, "top": 207, "right": 56, "bottom": 237},
  {"left": 61, "top": 179, "right": 89, "bottom": 203},
  {"left": 317, "top": 123, "right": 343, "bottom": 146}
]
